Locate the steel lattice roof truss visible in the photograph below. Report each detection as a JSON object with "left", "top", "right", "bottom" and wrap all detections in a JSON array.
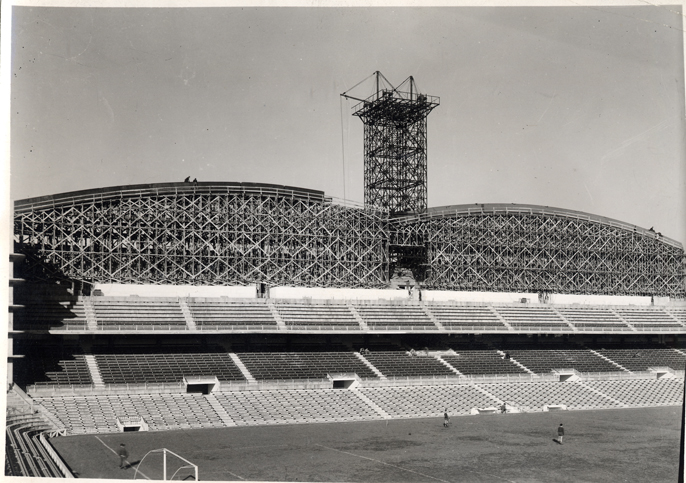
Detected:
[
  {"left": 390, "top": 207, "right": 685, "bottom": 297},
  {"left": 14, "top": 183, "right": 390, "bottom": 288}
]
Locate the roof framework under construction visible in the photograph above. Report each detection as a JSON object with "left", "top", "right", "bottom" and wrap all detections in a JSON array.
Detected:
[
  {"left": 13, "top": 183, "right": 390, "bottom": 288},
  {"left": 11, "top": 74, "right": 686, "bottom": 297},
  {"left": 391, "top": 205, "right": 685, "bottom": 297}
]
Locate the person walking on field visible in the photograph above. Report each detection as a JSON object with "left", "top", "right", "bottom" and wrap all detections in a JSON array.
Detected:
[
  {"left": 118, "top": 443, "right": 129, "bottom": 469},
  {"left": 443, "top": 409, "right": 450, "bottom": 427},
  {"left": 557, "top": 424, "right": 564, "bottom": 444}
]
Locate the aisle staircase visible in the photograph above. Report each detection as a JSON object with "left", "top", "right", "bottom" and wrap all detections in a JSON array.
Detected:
[{"left": 229, "top": 353, "right": 256, "bottom": 383}]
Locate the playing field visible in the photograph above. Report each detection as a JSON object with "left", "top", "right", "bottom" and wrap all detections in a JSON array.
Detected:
[{"left": 50, "top": 406, "right": 681, "bottom": 482}]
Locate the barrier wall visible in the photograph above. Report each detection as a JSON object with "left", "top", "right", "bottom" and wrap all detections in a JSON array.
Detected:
[
  {"left": 93, "top": 284, "right": 256, "bottom": 298},
  {"left": 82, "top": 285, "right": 675, "bottom": 306},
  {"left": 269, "top": 286, "right": 408, "bottom": 301}
]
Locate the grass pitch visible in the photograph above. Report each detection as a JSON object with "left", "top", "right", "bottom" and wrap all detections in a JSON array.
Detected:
[{"left": 50, "top": 406, "right": 681, "bottom": 482}]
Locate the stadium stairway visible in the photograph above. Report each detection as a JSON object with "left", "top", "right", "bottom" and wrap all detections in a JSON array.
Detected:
[
  {"left": 354, "top": 352, "right": 386, "bottom": 379},
  {"left": 229, "top": 353, "right": 257, "bottom": 383},
  {"left": 179, "top": 300, "right": 197, "bottom": 330},
  {"left": 587, "top": 349, "right": 632, "bottom": 373},
  {"left": 203, "top": 394, "right": 236, "bottom": 426},
  {"left": 495, "top": 350, "right": 536, "bottom": 375},
  {"left": 574, "top": 381, "right": 628, "bottom": 408},
  {"left": 347, "top": 304, "right": 368, "bottom": 329},
  {"left": 83, "top": 354, "right": 105, "bottom": 387},
  {"left": 349, "top": 388, "right": 391, "bottom": 419},
  {"left": 433, "top": 355, "right": 463, "bottom": 375}
]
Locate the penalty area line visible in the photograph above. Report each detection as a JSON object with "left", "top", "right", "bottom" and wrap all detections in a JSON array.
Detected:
[{"left": 95, "top": 436, "right": 151, "bottom": 480}]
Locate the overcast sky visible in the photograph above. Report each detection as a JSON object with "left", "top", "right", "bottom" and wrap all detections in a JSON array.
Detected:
[{"left": 8, "top": 4, "right": 686, "bottom": 242}]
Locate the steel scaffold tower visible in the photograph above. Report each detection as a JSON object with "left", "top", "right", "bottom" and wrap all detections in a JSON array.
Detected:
[
  {"left": 342, "top": 72, "right": 440, "bottom": 215},
  {"left": 14, "top": 183, "right": 390, "bottom": 288}
]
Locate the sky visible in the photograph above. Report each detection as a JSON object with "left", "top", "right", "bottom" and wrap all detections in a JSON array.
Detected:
[{"left": 7, "top": 3, "right": 686, "bottom": 242}]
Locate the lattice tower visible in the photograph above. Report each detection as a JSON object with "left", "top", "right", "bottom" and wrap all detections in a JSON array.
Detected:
[{"left": 343, "top": 72, "right": 439, "bottom": 215}]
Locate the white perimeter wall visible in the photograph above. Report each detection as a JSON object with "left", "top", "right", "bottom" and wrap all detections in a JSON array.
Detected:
[
  {"left": 93, "top": 283, "right": 658, "bottom": 306},
  {"left": 425, "top": 290, "right": 653, "bottom": 306},
  {"left": 93, "top": 284, "right": 256, "bottom": 298},
  {"left": 269, "top": 286, "right": 409, "bottom": 301}
]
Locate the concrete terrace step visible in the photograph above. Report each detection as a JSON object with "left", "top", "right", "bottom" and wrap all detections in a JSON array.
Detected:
[
  {"left": 204, "top": 394, "right": 237, "bottom": 426},
  {"left": 229, "top": 353, "right": 257, "bottom": 383},
  {"left": 354, "top": 352, "right": 387, "bottom": 379}
]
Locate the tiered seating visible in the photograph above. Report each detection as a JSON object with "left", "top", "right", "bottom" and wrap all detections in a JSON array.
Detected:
[
  {"left": 93, "top": 299, "right": 187, "bottom": 330},
  {"left": 594, "top": 349, "right": 686, "bottom": 372},
  {"left": 27, "top": 355, "right": 93, "bottom": 387},
  {"left": 274, "top": 304, "right": 361, "bottom": 330},
  {"left": 614, "top": 307, "right": 683, "bottom": 330},
  {"left": 584, "top": 379, "right": 684, "bottom": 406},
  {"left": 147, "top": 393, "right": 226, "bottom": 430},
  {"left": 554, "top": 307, "right": 630, "bottom": 331},
  {"left": 14, "top": 301, "right": 87, "bottom": 330},
  {"left": 494, "top": 306, "right": 569, "bottom": 330},
  {"left": 31, "top": 377, "right": 685, "bottom": 435},
  {"left": 32, "top": 397, "right": 102, "bottom": 434},
  {"left": 213, "top": 389, "right": 379, "bottom": 425},
  {"left": 427, "top": 305, "right": 507, "bottom": 331},
  {"left": 187, "top": 301, "right": 278, "bottom": 329},
  {"left": 34, "top": 393, "right": 224, "bottom": 434},
  {"left": 665, "top": 307, "right": 686, "bottom": 326},
  {"left": 237, "top": 352, "right": 378, "bottom": 380},
  {"left": 480, "top": 381, "right": 622, "bottom": 411},
  {"left": 95, "top": 352, "right": 245, "bottom": 384},
  {"left": 441, "top": 351, "right": 528, "bottom": 375},
  {"left": 506, "top": 350, "right": 621, "bottom": 374},
  {"left": 359, "top": 385, "right": 496, "bottom": 417},
  {"left": 6, "top": 421, "right": 60, "bottom": 477},
  {"left": 361, "top": 351, "right": 456, "bottom": 378},
  {"left": 353, "top": 304, "right": 436, "bottom": 330}
]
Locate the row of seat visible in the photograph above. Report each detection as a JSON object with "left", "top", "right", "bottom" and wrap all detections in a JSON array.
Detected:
[
  {"left": 35, "top": 393, "right": 224, "bottom": 434},
  {"left": 505, "top": 350, "right": 621, "bottom": 374},
  {"left": 95, "top": 353, "right": 245, "bottom": 384},
  {"left": 17, "top": 298, "right": 686, "bottom": 332},
  {"left": 32, "top": 378, "right": 685, "bottom": 435},
  {"left": 5, "top": 421, "right": 62, "bottom": 478},
  {"left": 362, "top": 352, "right": 456, "bottom": 378},
  {"left": 22, "top": 349, "right": 686, "bottom": 387},
  {"left": 237, "top": 352, "right": 378, "bottom": 380},
  {"left": 442, "top": 352, "right": 528, "bottom": 375},
  {"left": 594, "top": 349, "right": 686, "bottom": 372}
]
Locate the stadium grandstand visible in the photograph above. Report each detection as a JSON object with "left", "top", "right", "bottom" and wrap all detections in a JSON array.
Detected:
[{"left": 6, "top": 73, "right": 686, "bottom": 478}]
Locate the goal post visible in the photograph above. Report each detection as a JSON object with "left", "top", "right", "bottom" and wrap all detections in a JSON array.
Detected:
[{"left": 135, "top": 448, "right": 199, "bottom": 481}]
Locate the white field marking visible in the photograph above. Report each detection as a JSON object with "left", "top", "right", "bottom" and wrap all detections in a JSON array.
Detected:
[
  {"left": 95, "top": 436, "right": 151, "bottom": 480},
  {"left": 202, "top": 469, "right": 246, "bottom": 480},
  {"left": 315, "top": 443, "right": 450, "bottom": 483},
  {"left": 316, "top": 443, "right": 518, "bottom": 483}
]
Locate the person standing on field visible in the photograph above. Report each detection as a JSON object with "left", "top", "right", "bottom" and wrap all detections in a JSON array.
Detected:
[
  {"left": 118, "top": 443, "right": 129, "bottom": 469},
  {"left": 443, "top": 409, "right": 450, "bottom": 427},
  {"left": 557, "top": 424, "right": 564, "bottom": 444}
]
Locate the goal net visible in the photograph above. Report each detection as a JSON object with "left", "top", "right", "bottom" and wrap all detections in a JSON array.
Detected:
[{"left": 134, "top": 448, "right": 199, "bottom": 481}]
